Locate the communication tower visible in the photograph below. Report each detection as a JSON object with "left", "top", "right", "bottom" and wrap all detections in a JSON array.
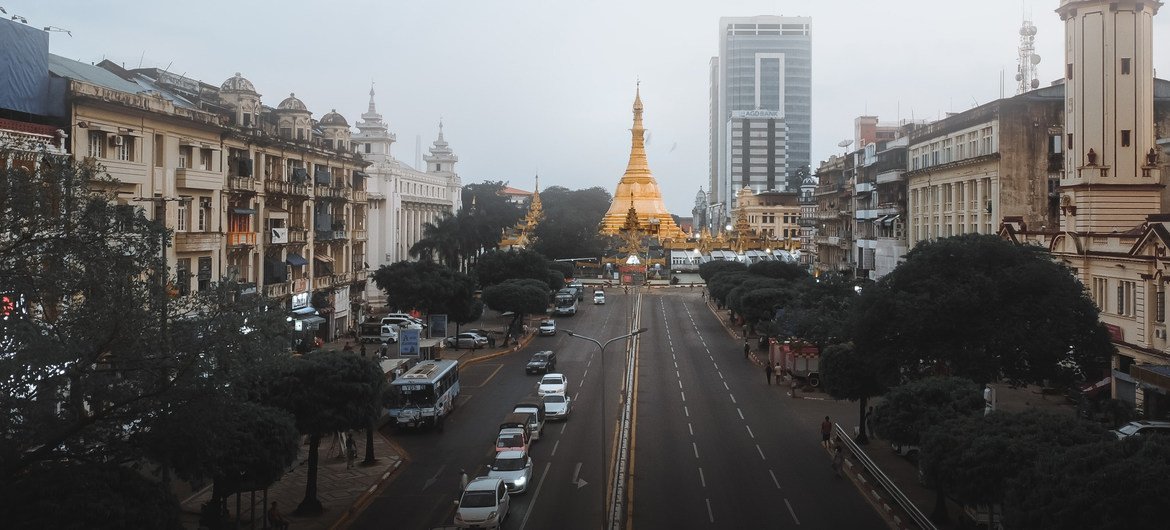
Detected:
[{"left": 1016, "top": 19, "right": 1041, "bottom": 94}]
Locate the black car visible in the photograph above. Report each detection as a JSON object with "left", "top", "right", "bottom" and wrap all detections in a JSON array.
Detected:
[{"left": 526, "top": 351, "right": 556, "bottom": 374}]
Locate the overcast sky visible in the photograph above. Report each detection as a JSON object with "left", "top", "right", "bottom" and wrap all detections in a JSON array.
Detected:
[{"left": 9, "top": 0, "right": 1170, "bottom": 213}]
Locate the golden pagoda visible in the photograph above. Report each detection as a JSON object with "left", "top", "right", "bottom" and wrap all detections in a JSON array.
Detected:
[
  {"left": 598, "top": 85, "right": 685, "bottom": 241},
  {"left": 499, "top": 176, "right": 543, "bottom": 249}
]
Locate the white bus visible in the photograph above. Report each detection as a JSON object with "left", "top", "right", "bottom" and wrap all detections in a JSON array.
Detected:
[{"left": 387, "top": 359, "right": 460, "bottom": 429}]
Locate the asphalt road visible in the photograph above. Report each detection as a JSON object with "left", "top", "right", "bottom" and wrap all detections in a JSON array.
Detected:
[
  {"left": 350, "top": 288, "right": 884, "bottom": 529},
  {"left": 630, "top": 290, "right": 885, "bottom": 529}
]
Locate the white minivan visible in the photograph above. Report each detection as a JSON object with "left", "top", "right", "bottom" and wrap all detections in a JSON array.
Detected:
[{"left": 593, "top": 290, "right": 606, "bottom": 304}]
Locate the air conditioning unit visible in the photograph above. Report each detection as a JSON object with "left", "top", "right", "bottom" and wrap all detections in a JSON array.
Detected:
[{"left": 109, "top": 135, "right": 124, "bottom": 147}]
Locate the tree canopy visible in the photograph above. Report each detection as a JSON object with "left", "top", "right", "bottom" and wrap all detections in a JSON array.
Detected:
[
  {"left": 474, "top": 248, "right": 554, "bottom": 288},
  {"left": 820, "top": 342, "right": 899, "bottom": 444},
  {"left": 531, "top": 186, "right": 611, "bottom": 259},
  {"left": 1004, "top": 436, "right": 1170, "bottom": 529},
  {"left": 481, "top": 278, "right": 551, "bottom": 340},
  {"left": 852, "top": 234, "right": 1113, "bottom": 385},
  {"left": 870, "top": 376, "right": 984, "bottom": 448},
  {"left": 461, "top": 181, "right": 524, "bottom": 251},
  {"left": 372, "top": 259, "right": 476, "bottom": 316},
  {"left": 698, "top": 260, "right": 747, "bottom": 282}
]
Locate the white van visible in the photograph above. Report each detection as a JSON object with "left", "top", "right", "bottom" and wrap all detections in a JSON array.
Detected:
[
  {"left": 381, "top": 316, "right": 423, "bottom": 330},
  {"left": 593, "top": 291, "right": 606, "bottom": 305}
]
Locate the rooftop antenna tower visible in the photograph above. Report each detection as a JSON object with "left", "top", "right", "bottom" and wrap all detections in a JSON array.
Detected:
[{"left": 1016, "top": 17, "right": 1041, "bottom": 94}]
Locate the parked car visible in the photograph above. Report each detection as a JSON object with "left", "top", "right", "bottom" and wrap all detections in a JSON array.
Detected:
[
  {"left": 526, "top": 351, "right": 556, "bottom": 374},
  {"left": 488, "top": 450, "right": 533, "bottom": 494},
  {"left": 454, "top": 477, "right": 510, "bottom": 529},
  {"left": 444, "top": 332, "right": 488, "bottom": 349},
  {"left": 542, "top": 393, "right": 572, "bottom": 420},
  {"left": 495, "top": 427, "right": 529, "bottom": 453},
  {"left": 1110, "top": 420, "right": 1170, "bottom": 439},
  {"left": 385, "top": 312, "right": 426, "bottom": 327},
  {"left": 539, "top": 320, "right": 557, "bottom": 336},
  {"left": 382, "top": 316, "right": 423, "bottom": 331},
  {"left": 537, "top": 373, "right": 567, "bottom": 396}
]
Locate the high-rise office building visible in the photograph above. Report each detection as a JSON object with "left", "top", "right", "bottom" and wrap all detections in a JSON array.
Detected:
[{"left": 710, "top": 15, "right": 812, "bottom": 226}]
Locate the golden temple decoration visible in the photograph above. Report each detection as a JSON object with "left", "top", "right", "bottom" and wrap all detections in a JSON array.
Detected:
[{"left": 598, "top": 85, "right": 685, "bottom": 241}]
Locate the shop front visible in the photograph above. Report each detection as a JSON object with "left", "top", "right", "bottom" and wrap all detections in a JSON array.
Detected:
[{"left": 289, "top": 291, "right": 324, "bottom": 352}]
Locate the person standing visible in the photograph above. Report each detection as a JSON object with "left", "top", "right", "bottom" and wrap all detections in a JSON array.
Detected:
[
  {"left": 821, "top": 416, "right": 833, "bottom": 448},
  {"left": 345, "top": 433, "right": 358, "bottom": 469},
  {"left": 832, "top": 445, "right": 845, "bottom": 477},
  {"left": 460, "top": 468, "right": 469, "bottom": 490},
  {"left": 743, "top": 341, "right": 751, "bottom": 359},
  {"left": 360, "top": 343, "right": 368, "bottom": 358},
  {"left": 765, "top": 363, "right": 774, "bottom": 385}
]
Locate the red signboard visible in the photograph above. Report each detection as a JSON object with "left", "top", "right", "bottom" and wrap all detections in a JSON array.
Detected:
[{"left": 1104, "top": 323, "right": 1124, "bottom": 342}]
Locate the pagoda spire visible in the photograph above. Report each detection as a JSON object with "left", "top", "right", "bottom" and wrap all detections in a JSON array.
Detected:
[
  {"left": 625, "top": 82, "right": 650, "bottom": 176},
  {"left": 367, "top": 82, "right": 377, "bottom": 113}
]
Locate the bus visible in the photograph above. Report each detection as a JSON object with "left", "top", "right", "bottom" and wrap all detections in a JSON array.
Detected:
[
  {"left": 386, "top": 359, "right": 460, "bottom": 429},
  {"left": 553, "top": 290, "right": 578, "bottom": 316}
]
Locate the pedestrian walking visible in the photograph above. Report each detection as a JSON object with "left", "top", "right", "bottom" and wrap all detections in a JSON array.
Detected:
[
  {"left": 832, "top": 445, "right": 844, "bottom": 477},
  {"left": 744, "top": 341, "right": 751, "bottom": 359},
  {"left": 821, "top": 416, "right": 833, "bottom": 448},
  {"left": 379, "top": 341, "right": 389, "bottom": 357},
  {"left": 765, "top": 363, "right": 774, "bottom": 385},
  {"left": 790, "top": 377, "right": 799, "bottom": 399},
  {"left": 345, "top": 433, "right": 358, "bottom": 469},
  {"left": 488, "top": 334, "right": 497, "bottom": 348},
  {"left": 459, "top": 468, "right": 469, "bottom": 490}
]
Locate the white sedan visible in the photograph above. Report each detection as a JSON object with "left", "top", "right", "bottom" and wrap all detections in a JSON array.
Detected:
[
  {"left": 542, "top": 393, "right": 572, "bottom": 420},
  {"left": 537, "top": 373, "right": 567, "bottom": 396},
  {"left": 444, "top": 332, "right": 489, "bottom": 349}
]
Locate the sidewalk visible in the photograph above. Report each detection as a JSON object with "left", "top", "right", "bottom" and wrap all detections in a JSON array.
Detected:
[{"left": 178, "top": 429, "right": 403, "bottom": 530}]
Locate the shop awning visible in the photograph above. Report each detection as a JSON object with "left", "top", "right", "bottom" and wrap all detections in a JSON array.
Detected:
[
  {"left": 291, "top": 306, "right": 318, "bottom": 316},
  {"left": 296, "top": 315, "right": 326, "bottom": 329},
  {"left": 286, "top": 253, "right": 308, "bottom": 267},
  {"left": 231, "top": 208, "right": 256, "bottom": 215}
]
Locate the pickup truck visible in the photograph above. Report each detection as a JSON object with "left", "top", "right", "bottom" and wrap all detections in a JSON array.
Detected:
[
  {"left": 501, "top": 411, "right": 541, "bottom": 442},
  {"left": 513, "top": 398, "right": 546, "bottom": 440}
]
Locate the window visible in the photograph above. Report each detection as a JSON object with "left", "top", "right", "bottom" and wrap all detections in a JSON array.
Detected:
[
  {"left": 1158, "top": 289, "right": 1165, "bottom": 323},
  {"left": 1068, "top": 133, "right": 1073, "bottom": 149},
  {"left": 1092, "top": 277, "right": 1108, "bottom": 309},
  {"left": 1121, "top": 58, "right": 1131, "bottom": 75},
  {"left": 154, "top": 134, "right": 164, "bottom": 167},
  {"left": 88, "top": 131, "right": 105, "bottom": 158},
  {"left": 1067, "top": 63, "right": 1073, "bottom": 79},
  {"left": 199, "top": 148, "right": 212, "bottom": 171},
  {"left": 1121, "top": 130, "right": 1131, "bottom": 147},
  {"left": 197, "top": 199, "right": 209, "bottom": 231},
  {"left": 176, "top": 258, "right": 191, "bottom": 297},
  {"left": 1118, "top": 280, "right": 1136, "bottom": 316},
  {"left": 242, "top": 113, "right": 252, "bottom": 127},
  {"left": 364, "top": 143, "right": 371, "bottom": 154},
  {"left": 179, "top": 146, "right": 192, "bottom": 168},
  {"left": 981, "top": 128, "right": 993, "bottom": 155},
  {"left": 197, "top": 256, "right": 212, "bottom": 292},
  {"left": 177, "top": 199, "right": 188, "bottom": 232},
  {"left": 114, "top": 136, "right": 132, "bottom": 161}
]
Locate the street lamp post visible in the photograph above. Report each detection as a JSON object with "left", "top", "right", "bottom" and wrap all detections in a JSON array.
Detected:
[{"left": 562, "top": 326, "right": 647, "bottom": 530}]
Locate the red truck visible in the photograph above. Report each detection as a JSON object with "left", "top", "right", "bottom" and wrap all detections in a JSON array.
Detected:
[{"left": 770, "top": 339, "right": 821, "bottom": 387}]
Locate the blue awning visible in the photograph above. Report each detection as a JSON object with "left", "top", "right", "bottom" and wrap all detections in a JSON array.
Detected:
[
  {"left": 286, "top": 253, "right": 308, "bottom": 267},
  {"left": 231, "top": 207, "right": 256, "bottom": 215}
]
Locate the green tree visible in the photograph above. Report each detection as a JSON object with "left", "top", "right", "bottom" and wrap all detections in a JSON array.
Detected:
[
  {"left": 474, "top": 248, "right": 553, "bottom": 288},
  {"left": 372, "top": 260, "right": 476, "bottom": 317},
  {"left": 263, "top": 351, "right": 385, "bottom": 515},
  {"left": 706, "top": 270, "right": 752, "bottom": 309},
  {"left": 461, "top": 181, "right": 524, "bottom": 252},
  {"left": 410, "top": 213, "right": 462, "bottom": 269},
  {"left": 747, "top": 260, "right": 808, "bottom": 281},
  {"left": 531, "top": 186, "right": 611, "bottom": 259},
  {"left": 853, "top": 234, "right": 1113, "bottom": 385},
  {"left": 140, "top": 396, "right": 299, "bottom": 528},
  {"left": 774, "top": 273, "right": 858, "bottom": 348},
  {"left": 0, "top": 461, "right": 182, "bottom": 529},
  {"left": 1004, "top": 436, "right": 1170, "bottom": 529},
  {"left": 481, "top": 279, "right": 550, "bottom": 343},
  {"left": 920, "top": 409, "right": 1107, "bottom": 525},
  {"left": 698, "top": 260, "right": 747, "bottom": 282},
  {"left": 548, "top": 261, "right": 574, "bottom": 281},
  {"left": 820, "top": 342, "right": 899, "bottom": 445},
  {"left": 871, "top": 377, "right": 984, "bottom": 449}
]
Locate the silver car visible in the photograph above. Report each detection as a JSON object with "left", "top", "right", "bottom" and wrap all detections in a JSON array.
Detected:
[
  {"left": 487, "top": 450, "right": 533, "bottom": 494},
  {"left": 542, "top": 393, "right": 572, "bottom": 420}
]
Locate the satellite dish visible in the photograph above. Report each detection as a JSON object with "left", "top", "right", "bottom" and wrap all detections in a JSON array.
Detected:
[
  {"left": 1031, "top": 54, "right": 1041, "bottom": 65},
  {"left": 1031, "top": 79, "right": 1040, "bottom": 89},
  {"left": 837, "top": 139, "right": 853, "bottom": 148}
]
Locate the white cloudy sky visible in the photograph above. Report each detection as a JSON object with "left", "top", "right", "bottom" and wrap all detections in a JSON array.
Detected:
[{"left": 9, "top": 0, "right": 1170, "bottom": 213}]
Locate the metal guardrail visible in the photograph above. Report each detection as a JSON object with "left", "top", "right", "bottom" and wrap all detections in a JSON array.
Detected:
[{"left": 833, "top": 423, "right": 937, "bottom": 530}]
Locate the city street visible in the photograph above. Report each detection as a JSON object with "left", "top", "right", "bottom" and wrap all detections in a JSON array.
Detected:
[{"left": 351, "top": 287, "right": 883, "bottom": 529}]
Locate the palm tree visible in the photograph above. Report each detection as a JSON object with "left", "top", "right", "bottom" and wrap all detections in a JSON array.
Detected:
[{"left": 410, "top": 213, "right": 461, "bottom": 269}]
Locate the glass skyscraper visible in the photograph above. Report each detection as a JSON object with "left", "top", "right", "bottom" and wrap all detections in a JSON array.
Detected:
[{"left": 710, "top": 16, "right": 811, "bottom": 218}]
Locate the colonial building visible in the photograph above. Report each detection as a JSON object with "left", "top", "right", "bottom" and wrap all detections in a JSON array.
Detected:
[
  {"left": 353, "top": 87, "right": 461, "bottom": 303},
  {"left": 811, "top": 154, "right": 852, "bottom": 276},
  {"left": 854, "top": 136, "right": 909, "bottom": 280},
  {"left": 598, "top": 86, "right": 685, "bottom": 241},
  {"left": 1003, "top": 0, "right": 1170, "bottom": 418},
  {"left": 735, "top": 187, "right": 801, "bottom": 247}
]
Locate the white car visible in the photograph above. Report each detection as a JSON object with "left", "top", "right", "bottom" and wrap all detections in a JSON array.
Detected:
[
  {"left": 487, "top": 450, "right": 533, "bottom": 494},
  {"left": 538, "top": 319, "right": 557, "bottom": 336},
  {"left": 542, "top": 393, "right": 572, "bottom": 420},
  {"left": 455, "top": 477, "right": 510, "bottom": 529},
  {"left": 537, "top": 373, "right": 567, "bottom": 396},
  {"left": 445, "top": 332, "right": 489, "bottom": 349}
]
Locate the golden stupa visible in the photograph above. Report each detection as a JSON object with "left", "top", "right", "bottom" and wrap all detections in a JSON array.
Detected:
[{"left": 598, "top": 85, "right": 685, "bottom": 240}]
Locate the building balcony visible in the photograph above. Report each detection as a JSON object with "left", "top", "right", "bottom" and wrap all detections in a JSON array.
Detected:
[
  {"left": 315, "top": 185, "right": 348, "bottom": 201},
  {"left": 175, "top": 231, "right": 222, "bottom": 252},
  {"left": 175, "top": 167, "right": 221, "bottom": 190},
  {"left": 288, "top": 227, "right": 308, "bottom": 244},
  {"left": 264, "top": 179, "right": 291, "bottom": 195},
  {"left": 292, "top": 277, "right": 310, "bottom": 293},
  {"left": 354, "top": 270, "right": 369, "bottom": 283},
  {"left": 264, "top": 281, "right": 290, "bottom": 298},
  {"left": 335, "top": 272, "right": 353, "bottom": 284},
  {"left": 352, "top": 189, "right": 368, "bottom": 203},
  {"left": 227, "top": 232, "right": 257, "bottom": 248},
  {"left": 227, "top": 176, "right": 257, "bottom": 194},
  {"left": 854, "top": 182, "right": 874, "bottom": 194},
  {"left": 875, "top": 169, "right": 905, "bottom": 184},
  {"left": 352, "top": 229, "right": 367, "bottom": 241}
]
